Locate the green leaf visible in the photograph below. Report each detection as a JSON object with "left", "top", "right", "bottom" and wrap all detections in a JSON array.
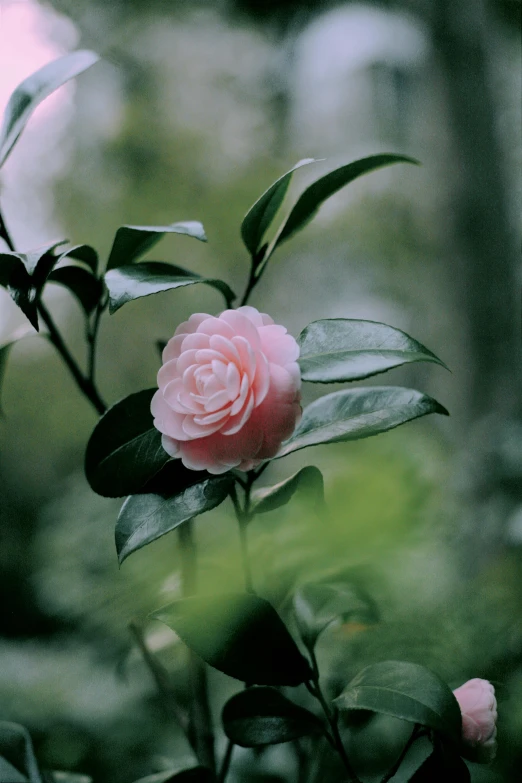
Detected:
[
  {"left": 275, "top": 154, "right": 418, "bottom": 248},
  {"left": 152, "top": 593, "right": 312, "bottom": 686},
  {"left": 277, "top": 386, "right": 448, "bottom": 459},
  {"left": 104, "top": 261, "right": 235, "bottom": 314},
  {"left": 132, "top": 769, "right": 214, "bottom": 783},
  {"left": 116, "top": 476, "right": 233, "bottom": 564},
  {"left": 42, "top": 773, "right": 92, "bottom": 783},
  {"left": 0, "top": 51, "right": 99, "bottom": 169},
  {"left": 0, "top": 722, "right": 43, "bottom": 783},
  {"left": 57, "top": 244, "right": 98, "bottom": 274},
  {"left": 251, "top": 466, "right": 325, "bottom": 515},
  {"left": 2, "top": 242, "right": 67, "bottom": 329},
  {"left": 241, "top": 159, "right": 316, "bottom": 258},
  {"left": 85, "top": 389, "right": 170, "bottom": 497},
  {"left": 222, "top": 686, "right": 323, "bottom": 747},
  {"left": 298, "top": 319, "right": 448, "bottom": 383},
  {"left": 106, "top": 223, "right": 207, "bottom": 271},
  {"left": 0, "top": 251, "right": 24, "bottom": 287},
  {"left": 334, "top": 661, "right": 462, "bottom": 743},
  {"left": 49, "top": 266, "right": 103, "bottom": 315},
  {"left": 293, "top": 581, "right": 378, "bottom": 650}
]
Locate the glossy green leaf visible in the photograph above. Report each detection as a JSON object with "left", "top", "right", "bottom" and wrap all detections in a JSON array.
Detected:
[
  {"left": 0, "top": 251, "right": 24, "bottom": 287},
  {"left": 334, "top": 661, "right": 462, "bottom": 742},
  {"left": 85, "top": 389, "right": 170, "bottom": 497},
  {"left": 241, "top": 158, "right": 316, "bottom": 258},
  {"left": 0, "top": 722, "right": 42, "bottom": 783},
  {"left": 152, "top": 593, "right": 311, "bottom": 686},
  {"left": 298, "top": 319, "right": 448, "bottom": 383},
  {"left": 275, "top": 154, "right": 418, "bottom": 248},
  {"left": 277, "top": 386, "right": 448, "bottom": 459},
  {"left": 0, "top": 50, "right": 99, "bottom": 169},
  {"left": 2, "top": 242, "right": 67, "bottom": 329},
  {"left": 105, "top": 261, "right": 235, "bottom": 314},
  {"left": 116, "top": 476, "right": 233, "bottom": 564},
  {"left": 106, "top": 222, "right": 207, "bottom": 271},
  {"left": 293, "top": 581, "right": 378, "bottom": 650},
  {"left": 251, "top": 466, "right": 325, "bottom": 515},
  {"left": 49, "top": 266, "right": 103, "bottom": 315},
  {"left": 222, "top": 686, "right": 323, "bottom": 747},
  {"left": 132, "top": 769, "right": 214, "bottom": 783},
  {"left": 57, "top": 244, "right": 98, "bottom": 274}
]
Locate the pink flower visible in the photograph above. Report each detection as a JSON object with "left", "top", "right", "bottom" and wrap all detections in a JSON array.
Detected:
[
  {"left": 453, "top": 678, "right": 497, "bottom": 762},
  {"left": 151, "top": 306, "right": 301, "bottom": 474}
]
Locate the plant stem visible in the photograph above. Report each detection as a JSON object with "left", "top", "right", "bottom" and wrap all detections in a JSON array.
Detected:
[
  {"left": 129, "top": 621, "right": 191, "bottom": 738},
  {"left": 87, "top": 295, "right": 107, "bottom": 384},
  {"left": 38, "top": 300, "right": 107, "bottom": 414},
  {"left": 305, "top": 651, "right": 361, "bottom": 783},
  {"left": 230, "top": 480, "right": 255, "bottom": 593},
  {"left": 0, "top": 209, "right": 15, "bottom": 251},
  {"left": 217, "top": 739, "right": 234, "bottom": 783},
  {"left": 379, "top": 724, "right": 422, "bottom": 783},
  {"left": 239, "top": 264, "right": 258, "bottom": 307},
  {"left": 178, "top": 520, "right": 216, "bottom": 774}
]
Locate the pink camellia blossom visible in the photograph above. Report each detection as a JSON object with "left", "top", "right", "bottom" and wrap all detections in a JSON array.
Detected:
[
  {"left": 151, "top": 306, "right": 301, "bottom": 474},
  {"left": 453, "top": 678, "right": 497, "bottom": 762}
]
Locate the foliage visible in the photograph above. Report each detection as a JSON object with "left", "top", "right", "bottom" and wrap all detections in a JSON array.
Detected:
[{"left": 0, "top": 47, "right": 498, "bottom": 783}]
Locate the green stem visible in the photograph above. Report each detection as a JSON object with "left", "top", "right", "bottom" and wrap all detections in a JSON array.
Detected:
[
  {"left": 38, "top": 300, "right": 107, "bottom": 415},
  {"left": 87, "top": 295, "right": 107, "bottom": 384},
  {"left": 230, "top": 480, "right": 255, "bottom": 593},
  {"left": 217, "top": 739, "right": 234, "bottom": 783},
  {"left": 379, "top": 724, "right": 422, "bottom": 783},
  {"left": 178, "top": 521, "right": 216, "bottom": 774},
  {"left": 239, "top": 264, "right": 258, "bottom": 307},
  {"left": 305, "top": 651, "right": 361, "bottom": 783},
  {"left": 129, "top": 621, "right": 190, "bottom": 739}
]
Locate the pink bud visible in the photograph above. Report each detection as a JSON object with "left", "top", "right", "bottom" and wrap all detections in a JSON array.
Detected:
[{"left": 453, "top": 678, "right": 497, "bottom": 763}]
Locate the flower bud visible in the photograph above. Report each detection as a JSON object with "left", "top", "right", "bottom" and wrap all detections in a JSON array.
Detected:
[{"left": 453, "top": 678, "right": 497, "bottom": 763}]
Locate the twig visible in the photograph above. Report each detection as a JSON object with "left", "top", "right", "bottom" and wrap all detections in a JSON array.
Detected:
[
  {"left": 305, "top": 650, "right": 361, "bottom": 783},
  {"left": 129, "top": 621, "right": 190, "bottom": 738},
  {"left": 178, "top": 521, "right": 216, "bottom": 774},
  {"left": 379, "top": 724, "right": 423, "bottom": 783},
  {"left": 217, "top": 739, "right": 234, "bottom": 783}
]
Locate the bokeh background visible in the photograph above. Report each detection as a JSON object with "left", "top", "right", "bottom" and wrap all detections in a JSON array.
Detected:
[{"left": 0, "top": 0, "right": 520, "bottom": 780}]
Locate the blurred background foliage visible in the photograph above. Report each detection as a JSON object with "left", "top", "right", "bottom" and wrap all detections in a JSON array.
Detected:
[{"left": 0, "top": 0, "right": 520, "bottom": 780}]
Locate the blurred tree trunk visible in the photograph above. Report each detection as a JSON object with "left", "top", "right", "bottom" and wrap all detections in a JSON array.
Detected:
[{"left": 426, "top": 0, "right": 521, "bottom": 568}]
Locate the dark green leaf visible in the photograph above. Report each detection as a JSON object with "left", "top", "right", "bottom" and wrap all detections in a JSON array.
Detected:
[
  {"left": 241, "top": 159, "right": 316, "bottom": 258},
  {"left": 277, "top": 386, "right": 448, "bottom": 459},
  {"left": 251, "top": 466, "right": 325, "bottom": 515},
  {"left": 293, "top": 581, "right": 378, "bottom": 650},
  {"left": 298, "top": 319, "right": 448, "bottom": 383},
  {"left": 0, "top": 50, "right": 99, "bottom": 169},
  {"left": 2, "top": 241, "right": 67, "bottom": 329},
  {"left": 0, "top": 721, "right": 42, "bottom": 783},
  {"left": 42, "top": 773, "right": 92, "bottom": 783},
  {"left": 85, "top": 389, "right": 170, "bottom": 497},
  {"left": 222, "top": 686, "right": 323, "bottom": 747},
  {"left": 116, "top": 476, "right": 233, "bottom": 564},
  {"left": 152, "top": 593, "right": 311, "bottom": 686},
  {"left": 57, "top": 244, "right": 98, "bottom": 274},
  {"left": 104, "top": 261, "right": 235, "bottom": 314},
  {"left": 49, "top": 266, "right": 103, "bottom": 315},
  {"left": 334, "top": 661, "right": 462, "bottom": 743},
  {"left": 275, "top": 154, "right": 418, "bottom": 248},
  {"left": 106, "top": 222, "right": 207, "bottom": 271},
  {"left": 0, "top": 251, "right": 24, "bottom": 287}
]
